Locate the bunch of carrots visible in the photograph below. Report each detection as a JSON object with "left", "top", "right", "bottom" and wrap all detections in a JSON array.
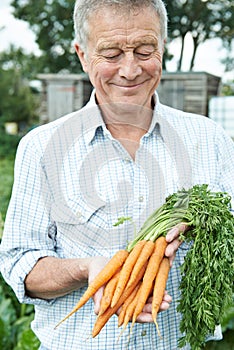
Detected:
[
  {"left": 55, "top": 184, "right": 234, "bottom": 349},
  {"left": 55, "top": 236, "right": 170, "bottom": 337}
]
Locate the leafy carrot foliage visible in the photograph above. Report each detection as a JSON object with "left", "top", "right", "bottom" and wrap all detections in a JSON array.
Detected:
[{"left": 174, "top": 184, "right": 234, "bottom": 350}]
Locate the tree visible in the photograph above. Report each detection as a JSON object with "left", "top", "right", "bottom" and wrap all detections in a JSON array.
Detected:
[
  {"left": 0, "top": 48, "right": 39, "bottom": 127},
  {"left": 10, "top": 0, "right": 234, "bottom": 73},
  {"left": 164, "top": 0, "right": 234, "bottom": 71},
  {"left": 11, "top": 0, "right": 82, "bottom": 74},
  {"left": 0, "top": 45, "right": 40, "bottom": 80}
]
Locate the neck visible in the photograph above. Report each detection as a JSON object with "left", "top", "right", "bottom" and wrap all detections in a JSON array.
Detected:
[
  {"left": 100, "top": 102, "right": 153, "bottom": 137},
  {"left": 99, "top": 102, "right": 154, "bottom": 159}
]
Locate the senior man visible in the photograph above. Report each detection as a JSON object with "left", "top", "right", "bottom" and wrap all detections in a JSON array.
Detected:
[{"left": 1, "top": 0, "right": 233, "bottom": 349}]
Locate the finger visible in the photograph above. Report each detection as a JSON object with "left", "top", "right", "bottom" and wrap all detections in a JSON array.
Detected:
[
  {"left": 88, "top": 257, "right": 110, "bottom": 284},
  {"left": 142, "top": 293, "right": 172, "bottom": 314},
  {"left": 146, "top": 291, "right": 171, "bottom": 304},
  {"left": 167, "top": 252, "right": 176, "bottom": 266},
  {"left": 136, "top": 312, "right": 153, "bottom": 323},
  {"left": 137, "top": 300, "right": 171, "bottom": 323},
  {"left": 166, "top": 223, "right": 189, "bottom": 243},
  {"left": 163, "top": 293, "right": 172, "bottom": 303},
  {"left": 165, "top": 239, "right": 182, "bottom": 258},
  {"left": 165, "top": 224, "right": 189, "bottom": 266},
  {"left": 147, "top": 290, "right": 172, "bottom": 304},
  {"left": 159, "top": 300, "right": 171, "bottom": 312}
]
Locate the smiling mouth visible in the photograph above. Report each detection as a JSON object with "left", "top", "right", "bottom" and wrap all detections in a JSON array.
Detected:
[{"left": 115, "top": 82, "right": 144, "bottom": 89}]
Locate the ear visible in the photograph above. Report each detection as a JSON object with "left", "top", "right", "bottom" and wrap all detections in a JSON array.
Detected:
[
  {"left": 162, "top": 39, "right": 166, "bottom": 54},
  {"left": 75, "top": 43, "right": 89, "bottom": 73}
]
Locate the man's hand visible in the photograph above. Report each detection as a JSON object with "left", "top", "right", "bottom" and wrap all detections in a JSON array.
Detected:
[
  {"left": 165, "top": 223, "right": 189, "bottom": 266},
  {"left": 90, "top": 223, "right": 188, "bottom": 320},
  {"left": 133, "top": 291, "right": 172, "bottom": 323},
  {"left": 90, "top": 258, "right": 172, "bottom": 322},
  {"left": 93, "top": 285, "right": 172, "bottom": 322},
  {"left": 88, "top": 256, "right": 110, "bottom": 314}
]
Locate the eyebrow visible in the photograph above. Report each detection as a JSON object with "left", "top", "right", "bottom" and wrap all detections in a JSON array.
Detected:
[
  {"left": 97, "top": 42, "right": 121, "bottom": 51},
  {"left": 97, "top": 36, "right": 159, "bottom": 51},
  {"left": 134, "top": 37, "right": 159, "bottom": 47}
]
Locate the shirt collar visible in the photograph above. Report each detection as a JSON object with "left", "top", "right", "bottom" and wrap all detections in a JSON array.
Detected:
[
  {"left": 142, "top": 91, "right": 165, "bottom": 140},
  {"left": 81, "top": 90, "right": 106, "bottom": 145}
]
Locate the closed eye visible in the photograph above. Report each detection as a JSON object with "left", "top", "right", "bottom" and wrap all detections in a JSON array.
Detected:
[
  {"left": 104, "top": 53, "right": 121, "bottom": 60},
  {"left": 137, "top": 52, "right": 152, "bottom": 57},
  {"left": 100, "top": 48, "right": 122, "bottom": 60},
  {"left": 135, "top": 52, "right": 153, "bottom": 60},
  {"left": 135, "top": 44, "right": 156, "bottom": 59}
]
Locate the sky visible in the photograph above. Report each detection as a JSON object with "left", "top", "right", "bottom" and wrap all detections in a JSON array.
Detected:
[{"left": 0, "top": 0, "right": 233, "bottom": 82}]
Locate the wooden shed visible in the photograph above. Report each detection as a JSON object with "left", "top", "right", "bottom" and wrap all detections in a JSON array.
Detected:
[
  {"left": 157, "top": 71, "right": 221, "bottom": 116},
  {"left": 37, "top": 73, "right": 93, "bottom": 123},
  {"left": 37, "top": 71, "right": 220, "bottom": 123}
]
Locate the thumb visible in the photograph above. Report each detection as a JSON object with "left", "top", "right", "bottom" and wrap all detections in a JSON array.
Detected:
[{"left": 93, "top": 286, "right": 105, "bottom": 315}]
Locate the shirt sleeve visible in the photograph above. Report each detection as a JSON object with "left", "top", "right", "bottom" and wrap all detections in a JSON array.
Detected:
[{"left": 0, "top": 131, "right": 58, "bottom": 305}]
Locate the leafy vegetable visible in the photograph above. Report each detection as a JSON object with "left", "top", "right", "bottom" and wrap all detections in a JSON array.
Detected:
[
  {"left": 175, "top": 185, "right": 234, "bottom": 349},
  {"left": 117, "top": 184, "right": 234, "bottom": 349}
]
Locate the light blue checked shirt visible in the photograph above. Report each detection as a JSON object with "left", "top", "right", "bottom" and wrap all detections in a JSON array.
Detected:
[{"left": 0, "top": 91, "right": 233, "bottom": 350}]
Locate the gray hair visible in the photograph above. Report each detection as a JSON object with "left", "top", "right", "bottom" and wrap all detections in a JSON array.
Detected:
[{"left": 73, "top": 0, "right": 168, "bottom": 52}]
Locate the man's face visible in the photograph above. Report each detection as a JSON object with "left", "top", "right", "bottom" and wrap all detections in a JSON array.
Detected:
[{"left": 76, "top": 6, "right": 164, "bottom": 109}]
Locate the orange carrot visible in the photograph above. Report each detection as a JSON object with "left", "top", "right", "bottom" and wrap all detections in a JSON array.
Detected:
[
  {"left": 99, "top": 270, "right": 120, "bottom": 316},
  {"left": 131, "top": 237, "right": 168, "bottom": 325},
  {"left": 127, "top": 240, "right": 155, "bottom": 287},
  {"left": 152, "top": 257, "right": 170, "bottom": 329},
  {"left": 117, "top": 281, "right": 141, "bottom": 327},
  {"left": 122, "top": 282, "right": 143, "bottom": 329},
  {"left": 55, "top": 249, "right": 128, "bottom": 329},
  {"left": 92, "top": 262, "right": 147, "bottom": 338},
  {"left": 111, "top": 240, "right": 146, "bottom": 307},
  {"left": 116, "top": 282, "right": 143, "bottom": 342}
]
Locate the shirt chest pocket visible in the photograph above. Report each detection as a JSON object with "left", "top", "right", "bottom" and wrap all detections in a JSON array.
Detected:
[
  {"left": 51, "top": 196, "right": 107, "bottom": 248},
  {"left": 50, "top": 196, "right": 131, "bottom": 251}
]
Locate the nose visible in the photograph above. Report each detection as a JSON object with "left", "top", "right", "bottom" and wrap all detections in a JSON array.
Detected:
[{"left": 118, "top": 52, "right": 142, "bottom": 80}]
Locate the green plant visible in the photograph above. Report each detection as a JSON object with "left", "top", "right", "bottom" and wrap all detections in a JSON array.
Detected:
[
  {"left": 0, "top": 276, "right": 40, "bottom": 350},
  {"left": 0, "top": 65, "right": 39, "bottom": 128},
  {"left": 0, "top": 158, "right": 15, "bottom": 221},
  {"left": 221, "top": 303, "right": 234, "bottom": 332},
  {"left": 0, "top": 133, "right": 21, "bottom": 159}
]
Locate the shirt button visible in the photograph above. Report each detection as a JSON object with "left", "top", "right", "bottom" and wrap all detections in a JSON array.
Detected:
[
  {"left": 76, "top": 211, "right": 82, "bottom": 218},
  {"left": 138, "top": 196, "right": 144, "bottom": 202},
  {"left": 124, "top": 157, "right": 131, "bottom": 163},
  {"left": 141, "top": 330, "right": 147, "bottom": 336}
]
